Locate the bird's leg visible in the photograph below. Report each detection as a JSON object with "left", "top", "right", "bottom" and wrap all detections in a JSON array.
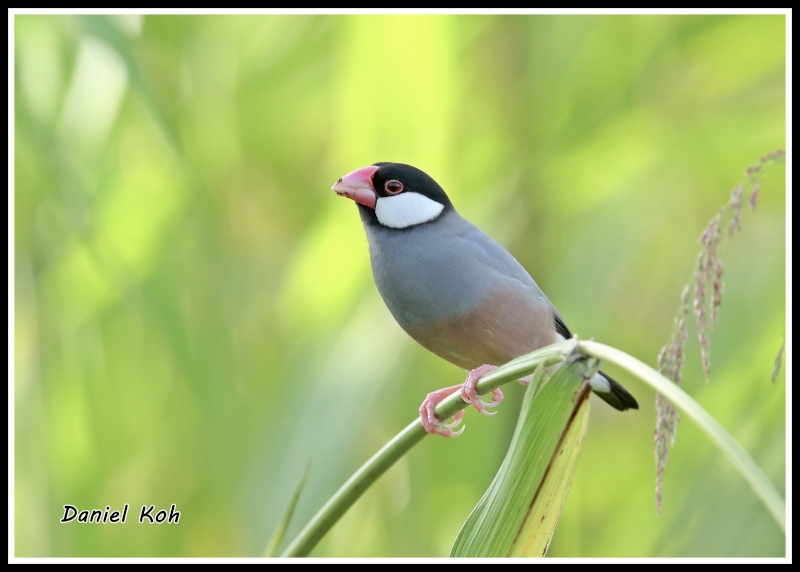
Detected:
[
  {"left": 460, "top": 364, "right": 504, "bottom": 416},
  {"left": 419, "top": 385, "right": 466, "bottom": 438}
]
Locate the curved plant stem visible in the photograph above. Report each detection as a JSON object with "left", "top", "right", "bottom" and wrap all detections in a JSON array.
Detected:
[
  {"left": 280, "top": 341, "right": 577, "bottom": 557},
  {"left": 281, "top": 419, "right": 424, "bottom": 557},
  {"left": 578, "top": 341, "right": 785, "bottom": 532}
]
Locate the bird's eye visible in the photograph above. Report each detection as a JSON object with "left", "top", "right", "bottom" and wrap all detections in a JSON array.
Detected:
[{"left": 384, "top": 180, "right": 403, "bottom": 195}]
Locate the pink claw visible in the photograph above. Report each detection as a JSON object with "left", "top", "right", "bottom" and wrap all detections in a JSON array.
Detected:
[
  {"left": 441, "top": 410, "right": 465, "bottom": 429},
  {"left": 460, "top": 364, "right": 504, "bottom": 416},
  {"left": 419, "top": 385, "right": 466, "bottom": 438}
]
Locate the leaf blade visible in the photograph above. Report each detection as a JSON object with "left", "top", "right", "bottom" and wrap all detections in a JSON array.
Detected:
[
  {"left": 508, "top": 384, "right": 590, "bottom": 556},
  {"left": 451, "top": 363, "right": 589, "bottom": 557},
  {"left": 264, "top": 464, "right": 310, "bottom": 557}
]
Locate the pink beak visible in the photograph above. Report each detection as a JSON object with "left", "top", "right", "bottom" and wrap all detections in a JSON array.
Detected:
[{"left": 331, "top": 165, "right": 379, "bottom": 209}]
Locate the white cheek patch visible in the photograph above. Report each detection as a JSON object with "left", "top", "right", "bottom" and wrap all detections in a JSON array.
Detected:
[{"left": 375, "top": 192, "right": 445, "bottom": 229}]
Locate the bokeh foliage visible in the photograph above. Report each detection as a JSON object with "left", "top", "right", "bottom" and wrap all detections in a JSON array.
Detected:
[{"left": 14, "top": 14, "right": 785, "bottom": 557}]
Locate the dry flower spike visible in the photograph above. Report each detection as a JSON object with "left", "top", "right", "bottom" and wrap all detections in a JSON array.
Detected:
[{"left": 654, "top": 149, "right": 785, "bottom": 514}]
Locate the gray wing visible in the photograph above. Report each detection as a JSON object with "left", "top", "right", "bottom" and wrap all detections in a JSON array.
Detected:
[
  {"left": 453, "top": 219, "right": 541, "bottom": 290},
  {"left": 456, "top": 218, "right": 574, "bottom": 340}
]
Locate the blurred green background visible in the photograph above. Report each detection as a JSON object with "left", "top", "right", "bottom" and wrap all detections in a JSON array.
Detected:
[{"left": 13, "top": 14, "right": 786, "bottom": 557}]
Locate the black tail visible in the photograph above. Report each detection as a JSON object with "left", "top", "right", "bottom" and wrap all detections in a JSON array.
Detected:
[{"left": 592, "top": 371, "right": 639, "bottom": 411}]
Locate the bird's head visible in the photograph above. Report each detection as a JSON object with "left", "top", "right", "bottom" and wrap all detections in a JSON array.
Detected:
[{"left": 331, "top": 162, "right": 453, "bottom": 229}]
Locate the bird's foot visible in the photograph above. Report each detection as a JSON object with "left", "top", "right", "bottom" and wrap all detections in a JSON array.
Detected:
[
  {"left": 461, "top": 364, "right": 504, "bottom": 416},
  {"left": 419, "top": 385, "right": 466, "bottom": 438},
  {"left": 517, "top": 373, "right": 533, "bottom": 385},
  {"left": 418, "top": 365, "right": 504, "bottom": 438}
]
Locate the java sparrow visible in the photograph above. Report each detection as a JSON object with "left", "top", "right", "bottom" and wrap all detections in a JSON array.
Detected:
[{"left": 331, "top": 162, "right": 638, "bottom": 437}]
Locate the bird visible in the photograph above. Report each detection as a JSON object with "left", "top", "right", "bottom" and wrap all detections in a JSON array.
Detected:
[{"left": 331, "top": 162, "right": 638, "bottom": 437}]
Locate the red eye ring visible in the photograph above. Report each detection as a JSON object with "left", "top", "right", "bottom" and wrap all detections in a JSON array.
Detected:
[{"left": 384, "top": 180, "right": 404, "bottom": 195}]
